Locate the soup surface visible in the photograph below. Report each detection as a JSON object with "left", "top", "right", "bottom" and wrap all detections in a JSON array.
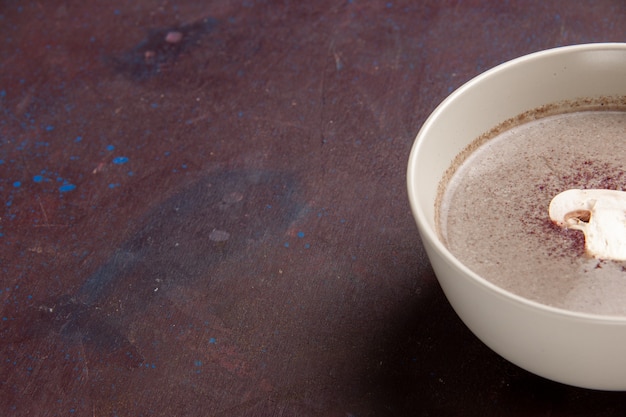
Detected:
[{"left": 439, "top": 110, "right": 626, "bottom": 315}]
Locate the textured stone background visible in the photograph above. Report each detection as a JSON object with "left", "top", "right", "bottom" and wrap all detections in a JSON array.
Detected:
[{"left": 2, "top": 1, "right": 626, "bottom": 415}]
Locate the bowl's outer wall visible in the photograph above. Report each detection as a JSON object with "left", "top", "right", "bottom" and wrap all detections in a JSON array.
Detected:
[
  {"left": 422, "top": 234, "right": 626, "bottom": 390},
  {"left": 408, "top": 44, "right": 626, "bottom": 390}
]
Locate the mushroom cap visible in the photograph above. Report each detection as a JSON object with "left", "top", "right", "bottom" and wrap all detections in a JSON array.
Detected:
[
  {"left": 549, "top": 189, "right": 626, "bottom": 225},
  {"left": 549, "top": 188, "right": 626, "bottom": 260}
]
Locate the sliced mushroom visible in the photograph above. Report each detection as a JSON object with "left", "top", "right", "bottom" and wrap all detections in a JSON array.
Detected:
[{"left": 549, "top": 189, "right": 626, "bottom": 260}]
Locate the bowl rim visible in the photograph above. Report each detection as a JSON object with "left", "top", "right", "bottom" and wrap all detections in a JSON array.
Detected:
[{"left": 407, "top": 42, "right": 626, "bottom": 324}]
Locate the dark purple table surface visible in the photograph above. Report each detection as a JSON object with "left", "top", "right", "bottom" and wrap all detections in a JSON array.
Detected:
[{"left": 3, "top": 1, "right": 626, "bottom": 416}]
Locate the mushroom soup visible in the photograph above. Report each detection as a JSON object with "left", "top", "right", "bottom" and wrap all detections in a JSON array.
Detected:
[{"left": 437, "top": 106, "right": 626, "bottom": 315}]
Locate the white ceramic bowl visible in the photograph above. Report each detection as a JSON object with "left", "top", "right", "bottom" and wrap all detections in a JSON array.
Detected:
[{"left": 407, "top": 43, "right": 626, "bottom": 390}]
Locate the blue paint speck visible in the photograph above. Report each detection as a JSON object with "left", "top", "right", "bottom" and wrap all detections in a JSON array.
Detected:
[
  {"left": 59, "top": 184, "right": 76, "bottom": 192},
  {"left": 297, "top": 231, "right": 305, "bottom": 238},
  {"left": 45, "top": 125, "right": 54, "bottom": 132},
  {"left": 209, "top": 338, "right": 216, "bottom": 344},
  {"left": 33, "top": 175, "right": 43, "bottom": 183},
  {"left": 74, "top": 136, "right": 82, "bottom": 142},
  {"left": 12, "top": 181, "right": 21, "bottom": 188},
  {"left": 112, "top": 156, "right": 129, "bottom": 165},
  {"left": 284, "top": 242, "right": 290, "bottom": 248},
  {"left": 106, "top": 145, "right": 115, "bottom": 151},
  {"left": 108, "top": 183, "right": 120, "bottom": 189},
  {"left": 194, "top": 360, "right": 202, "bottom": 367}
]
